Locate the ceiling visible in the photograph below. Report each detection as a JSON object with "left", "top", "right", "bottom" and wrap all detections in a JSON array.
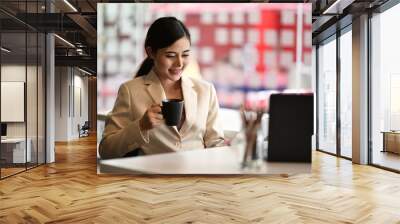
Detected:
[
  {"left": 311, "top": 0, "right": 390, "bottom": 43},
  {"left": 0, "top": 0, "right": 98, "bottom": 74},
  {"left": 0, "top": 0, "right": 395, "bottom": 74}
]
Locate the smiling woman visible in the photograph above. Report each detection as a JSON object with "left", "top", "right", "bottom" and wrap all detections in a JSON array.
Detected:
[{"left": 98, "top": 17, "right": 225, "bottom": 159}]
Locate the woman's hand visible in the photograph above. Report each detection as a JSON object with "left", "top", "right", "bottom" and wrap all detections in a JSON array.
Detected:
[{"left": 139, "top": 104, "right": 164, "bottom": 131}]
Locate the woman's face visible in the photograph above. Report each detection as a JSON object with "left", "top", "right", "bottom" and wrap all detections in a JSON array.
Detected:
[{"left": 149, "top": 37, "right": 191, "bottom": 83}]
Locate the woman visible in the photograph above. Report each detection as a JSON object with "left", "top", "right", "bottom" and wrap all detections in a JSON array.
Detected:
[{"left": 99, "top": 17, "right": 225, "bottom": 159}]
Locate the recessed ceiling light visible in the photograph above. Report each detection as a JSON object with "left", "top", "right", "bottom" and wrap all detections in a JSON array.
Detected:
[
  {"left": 78, "top": 67, "right": 93, "bottom": 76},
  {"left": 322, "top": 0, "right": 355, "bottom": 15},
  {"left": 1, "top": 47, "right": 11, "bottom": 53},
  {"left": 63, "top": 0, "right": 78, "bottom": 12},
  {"left": 54, "top": 34, "right": 75, "bottom": 48}
]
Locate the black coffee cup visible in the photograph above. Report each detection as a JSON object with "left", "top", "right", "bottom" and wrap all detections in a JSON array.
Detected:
[{"left": 162, "top": 99, "right": 184, "bottom": 126}]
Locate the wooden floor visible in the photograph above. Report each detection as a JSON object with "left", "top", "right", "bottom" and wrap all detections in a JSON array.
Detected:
[
  {"left": 1, "top": 163, "right": 45, "bottom": 178},
  {"left": 0, "top": 167, "right": 25, "bottom": 178},
  {"left": 1, "top": 135, "right": 400, "bottom": 223},
  {"left": 373, "top": 151, "right": 400, "bottom": 171}
]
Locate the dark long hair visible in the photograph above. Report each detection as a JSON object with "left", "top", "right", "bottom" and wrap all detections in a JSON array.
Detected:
[{"left": 136, "top": 17, "right": 191, "bottom": 77}]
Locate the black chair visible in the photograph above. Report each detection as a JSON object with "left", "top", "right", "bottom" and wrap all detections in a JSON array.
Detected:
[
  {"left": 267, "top": 93, "right": 314, "bottom": 162},
  {"left": 79, "top": 121, "right": 90, "bottom": 138}
]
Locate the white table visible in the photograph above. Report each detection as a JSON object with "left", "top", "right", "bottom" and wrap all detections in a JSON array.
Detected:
[
  {"left": 98, "top": 146, "right": 311, "bottom": 175},
  {"left": 1, "top": 138, "right": 31, "bottom": 163}
]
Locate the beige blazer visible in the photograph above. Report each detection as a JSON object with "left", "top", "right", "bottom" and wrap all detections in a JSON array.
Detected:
[{"left": 99, "top": 70, "right": 225, "bottom": 159}]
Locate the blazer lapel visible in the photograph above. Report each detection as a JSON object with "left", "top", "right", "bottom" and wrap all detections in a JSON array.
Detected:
[
  {"left": 144, "top": 70, "right": 166, "bottom": 105},
  {"left": 180, "top": 76, "right": 197, "bottom": 136}
]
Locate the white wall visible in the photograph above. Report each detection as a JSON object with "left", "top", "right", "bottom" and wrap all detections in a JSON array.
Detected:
[
  {"left": 1, "top": 65, "right": 36, "bottom": 137},
  {"left": 75, "top": 70, "right": 88, "bottom": 139},
  {"left": 55, "top": 67, "right": 89, "bottom": 141},
  {"left": 1, "top": 64, "right": 46, "bottom": 163},
  {"left": 55, "top": 67, "right": 69, "bottom": 141},
  {"left": 1, "top": 65, "right": 26, "bottom": 141}
]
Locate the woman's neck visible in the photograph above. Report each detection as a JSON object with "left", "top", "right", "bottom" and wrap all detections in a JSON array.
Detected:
[
  {"left": 161, "top": 78, "right": 181, "bottom": 92},
  {"left": 154, "top": 69, "right": 181, "bottom": 92}
]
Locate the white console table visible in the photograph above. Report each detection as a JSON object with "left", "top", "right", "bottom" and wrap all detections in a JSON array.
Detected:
[{"left": 1, "top": 138, "right": 31, "bottom": 163}]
